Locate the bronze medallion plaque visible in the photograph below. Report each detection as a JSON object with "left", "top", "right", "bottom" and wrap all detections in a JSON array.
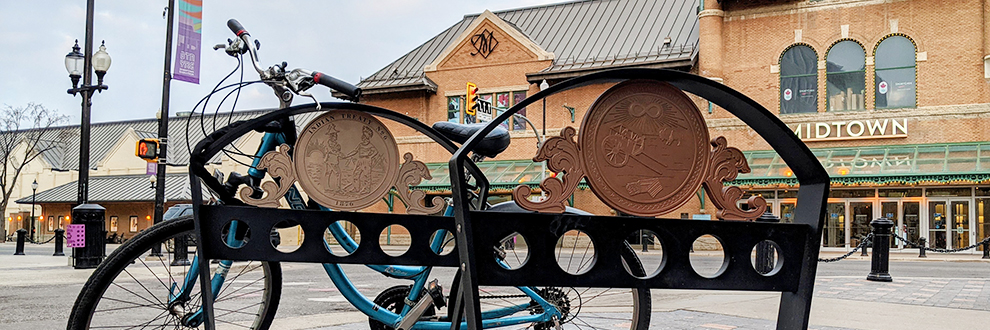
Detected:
[
  {"left": 579, "top": 80, "right": 710, "bottom": 217},
  {"left": 294, "top": 110, "right": 399, "bottom": 211}
]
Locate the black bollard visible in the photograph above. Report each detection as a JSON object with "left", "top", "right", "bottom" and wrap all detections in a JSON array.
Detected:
[
  {"left": 755, "top": 211, "right": 780, "bottom": 275},
  {"left": 14, "top": 228, "right": 27, "bottom": 255},
  {"left": 867, "top": 217, "right": 894, "bottom": 282},
  {"left": 53, "top": 228, "right": 65, "bottom": 256},
  {"left": 170, "top": 234, "right": 191, "bottom": 266},
  {"left": 918, "top": 237, "right": 927, "bottom": 258},
  {"left": 982, "top": 240, "right": 989, "bottom": 259},
  {"left": 71, "top": 204, "right": 106, "bottom": 269},
  {"left": 641, "top": 230, "right": 648, "bottom": 252},
  {"left": 860, "top": 236, "right": 870, "bottom": 256}
]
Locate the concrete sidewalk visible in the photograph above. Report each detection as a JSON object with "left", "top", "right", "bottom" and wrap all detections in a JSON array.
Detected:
[{"left": 2, "top": 241, "right": 988, "bottom": 329}]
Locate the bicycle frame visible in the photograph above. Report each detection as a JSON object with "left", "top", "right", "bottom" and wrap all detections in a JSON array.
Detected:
[{"left": 178, "top": 122, "right": 562, "bottom": 329}]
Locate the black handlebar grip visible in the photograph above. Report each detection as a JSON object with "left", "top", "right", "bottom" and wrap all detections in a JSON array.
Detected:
[
  {"left": 227, "top": 19, "right": 248, "bottom": 36},
  {"left": 314, "top": 72, "right": 362, "bottom": 100}
]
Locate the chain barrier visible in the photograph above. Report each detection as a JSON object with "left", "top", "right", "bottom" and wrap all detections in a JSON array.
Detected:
[
  {"left": 893, "top": 233, "right": 990, "bottom": 253},
  {"left": 818, "top": 233, "right": 873, "bottom": 263},
  {"left": 28, "top": 235, "right": 57, "bottom": 245}
]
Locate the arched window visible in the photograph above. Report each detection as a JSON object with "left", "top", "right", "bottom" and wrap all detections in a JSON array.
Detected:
[
  {"left": 826, "top": 40, "right": 866, "bottom": 111},
  {"left": 874, "top": 35, "right": 916, "bottom": 108},
  {"left": 779, "top": 45, "right": 818, "bottom": 114}
]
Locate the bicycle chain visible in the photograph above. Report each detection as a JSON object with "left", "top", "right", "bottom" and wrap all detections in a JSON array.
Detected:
[
  {"left": 818, "top": 233, "right": 873, "bottom": 263},
  {"left": 893, "top": 233, "right": 990, "bottom": 253}
]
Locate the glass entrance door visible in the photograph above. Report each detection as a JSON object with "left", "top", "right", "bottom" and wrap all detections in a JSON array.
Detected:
[
  {"left": 824, "top": 203, "right": 845, "bottom": 247},
  {"left": 951, "top": 201, "right": 970, "bottom": 249},
  {"left": 929, "top": 201, "right": 948, "bottom": 249},
  {"left": 881, "top": 202, "right": 898, "bottom": 248},
  {"left": 903, "top": 202, "right": 920, "bottom": 249},
  {"left": 850, "top": 202, "right": 873, "bottom": 248}
]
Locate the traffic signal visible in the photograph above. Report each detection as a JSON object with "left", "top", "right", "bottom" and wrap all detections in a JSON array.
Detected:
[
  {"left": 466, "top": 82, "right": 479, "bottom": 116},
  {"left": 136, "top": 139, "right": 159, "bottom": 161}
]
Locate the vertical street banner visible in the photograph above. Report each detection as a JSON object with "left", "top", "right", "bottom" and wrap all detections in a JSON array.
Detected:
[{"left": 173, "top": 0, "right": 203, "bottom": 84}]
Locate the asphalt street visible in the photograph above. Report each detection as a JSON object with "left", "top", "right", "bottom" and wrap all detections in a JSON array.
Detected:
[{"left": 1, "top": 242, "right": 988, "bottom": 329}]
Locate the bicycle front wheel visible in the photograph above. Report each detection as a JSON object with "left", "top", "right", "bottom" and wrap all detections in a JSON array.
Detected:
[{"left": 67, "top": 215, "right": 282, "bottom": 330}]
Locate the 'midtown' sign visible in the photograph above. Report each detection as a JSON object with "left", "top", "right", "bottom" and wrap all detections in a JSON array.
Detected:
[{"left": 791, "top": 118, "right": 908, "bottom": 141}]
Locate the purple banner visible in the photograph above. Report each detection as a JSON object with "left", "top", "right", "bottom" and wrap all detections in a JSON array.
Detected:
[{"left": 173, "top": 0, "right": 202, "bottom": 84}]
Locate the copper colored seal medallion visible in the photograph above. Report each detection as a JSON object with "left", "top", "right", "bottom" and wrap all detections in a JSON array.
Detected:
[
  {"left": 579, "top": 80, "right": 710, "bottom": 217},
  {"left": 294, "top": 110, "right": 399, "bottom": 211}
]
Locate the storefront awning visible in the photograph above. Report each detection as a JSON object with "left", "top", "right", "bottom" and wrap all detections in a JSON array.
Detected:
[
  {"left": 736, "top": 142, "right": 990, "bottom": 187},
  {"left": 416, "top": 142, "right": 990, "bottom": 193}
]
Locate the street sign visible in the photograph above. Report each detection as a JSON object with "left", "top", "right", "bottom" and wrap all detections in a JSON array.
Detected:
[
  {"left": 66, "top": 224, "right": 86, "bottom": 248},
  {"left": 476, "top": 99, "right": 493, "bottom": 122}
]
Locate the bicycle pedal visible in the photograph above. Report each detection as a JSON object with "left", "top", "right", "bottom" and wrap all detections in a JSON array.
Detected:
[{"left": 427, "top": 279, "right": 446, "bottom": 308}]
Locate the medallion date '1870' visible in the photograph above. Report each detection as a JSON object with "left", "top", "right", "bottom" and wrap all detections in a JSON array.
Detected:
[{"left": 294, "top": 110, "right": 399, "bottom": 211}]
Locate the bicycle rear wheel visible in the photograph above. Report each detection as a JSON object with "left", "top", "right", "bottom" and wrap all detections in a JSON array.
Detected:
[
  {"left": 67, "top": 215, "right": 282, "bottom": 330},
  {"left": 447, "top": 233, "right": 651, "bottom": 330}
]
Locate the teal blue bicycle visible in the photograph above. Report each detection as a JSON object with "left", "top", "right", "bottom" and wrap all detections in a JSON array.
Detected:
[{"left": 67, "top": 19, "right": 651, "bottom": 330}]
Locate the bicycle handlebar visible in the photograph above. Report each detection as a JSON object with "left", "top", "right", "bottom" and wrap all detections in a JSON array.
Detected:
[
  {"left": 227, "top": 19, "right": 247, "bottom": 36},
  {"left": 314, "top": 71, "right": 361, "bottom": 99},
  {"left": 225, "top": 18, "right": 360, "bottom": 100}
]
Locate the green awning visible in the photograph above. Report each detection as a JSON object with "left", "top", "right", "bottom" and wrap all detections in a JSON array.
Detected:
[
  {"left": 415, "top": 159, "right": 549, "bottom": 193},
  {"left": 415, "top": 142, "right": 990, "bottom": 192},
  {"left": 735, "top": 142, "right": 990, "bottom": 187}
]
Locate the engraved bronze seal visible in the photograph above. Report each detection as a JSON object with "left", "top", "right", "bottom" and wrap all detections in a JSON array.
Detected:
[
  {"left": 294, "top": 110, "right": 399, "bottom": 211},
  {"left": 579, "top": 80, "right": 710, "bottom": 217}
]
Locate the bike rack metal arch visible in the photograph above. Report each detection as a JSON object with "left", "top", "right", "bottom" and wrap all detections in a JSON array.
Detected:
[{"left": 447, "top": 68, "right": 830, "bottom": 330}]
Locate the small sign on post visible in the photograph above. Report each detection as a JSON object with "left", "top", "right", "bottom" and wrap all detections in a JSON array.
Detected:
[
  {"left": 66, "top": 224, "right": 86, "bottom": 248},
  {"left": 147, "top": 161, "right": 158, "bottom": 176},
  {"left": 476, "top": 99, "right": 493, "bottom": 122}
]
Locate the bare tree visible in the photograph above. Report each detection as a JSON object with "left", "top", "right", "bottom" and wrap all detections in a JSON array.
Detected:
[{"left": 1, "top": 103, "right": 68, "bottom": 239}]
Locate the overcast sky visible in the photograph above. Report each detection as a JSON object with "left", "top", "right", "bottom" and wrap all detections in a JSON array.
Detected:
[{"left": 0, "top": 0, "right": 559, "bottom": 125}]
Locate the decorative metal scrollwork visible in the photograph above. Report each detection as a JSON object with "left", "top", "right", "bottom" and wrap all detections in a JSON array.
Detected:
[
  {"left": 395, "top": 152, "right": 446, "bottom": 214},
  {"left": 701, "top": 137, "right": 767, "bottom": 221},
  {"left": 512, "top": 127, "right": 584, "bottom": 213},
  {"left": 241, "top": 143, "right": 296, "bottom": 208}
]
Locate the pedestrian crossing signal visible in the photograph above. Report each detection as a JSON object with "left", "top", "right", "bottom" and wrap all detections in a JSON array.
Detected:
[
  {"left": 466, "top": 82, "right": 479, "bottom": 116},
  {"left": 136, "top": 139, "right": 159, "bottom": 161}
]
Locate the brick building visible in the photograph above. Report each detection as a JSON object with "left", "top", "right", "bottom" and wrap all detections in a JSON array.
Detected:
[{"left": 356, "top": 0, "right": 990, "bottom": 251}]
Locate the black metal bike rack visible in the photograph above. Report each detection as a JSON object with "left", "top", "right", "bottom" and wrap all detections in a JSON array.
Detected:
[
  {"left": 188, "top": 69, "right": 829, "bottom": 330},
  {"left": 447, "top": 68, "right": 829, "bottom": 330}
]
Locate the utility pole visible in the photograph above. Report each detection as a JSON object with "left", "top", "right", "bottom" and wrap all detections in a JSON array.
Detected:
[{"left": 152, "top": 0, "right": 176, "bottom": 257}]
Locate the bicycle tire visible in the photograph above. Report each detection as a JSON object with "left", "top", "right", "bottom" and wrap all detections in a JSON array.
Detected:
[{"left": 67, "top": 215, "right": 282, "bottom": 330}]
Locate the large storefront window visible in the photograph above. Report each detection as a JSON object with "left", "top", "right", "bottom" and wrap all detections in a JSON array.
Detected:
[
  {"left": 874, "top": 35, "right": 917, "bottom": 109},
  {"left": 447, "top": 96, "right": 462, "bottom": 123},
  {"left": 826, "top": 40, "right": 866, "bottom": 111},
  {"left": 779, "top": 45, "right": 818, "bottom": 114},
  {"left": 512, "top": 91, "right": 528, "bottom": 131}
]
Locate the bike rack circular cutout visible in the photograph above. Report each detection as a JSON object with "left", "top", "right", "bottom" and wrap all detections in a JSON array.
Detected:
[
  {"left": 689, "top": 234, "right": 728, "bottom": 278},
  {"left": 380, "top": 224, "right": 409, "bottom": 257},
  {"left": 555, "top": 229, "right": 596, "bottom": 275},
  {"left": 271, "top": 220, "right": 303, "bottom": 253},
  {"left": 428, "top": 230, "right": 455, "bottom": 256},
  {"left": 625, "top": 229, "right": 664, "bottom": 279},
  {"left": 220, "top": 220, "right": 251, "bottom": 249},
  {"left": 324, "top": 220, "right": 361, "bottom": 257},
  {"left": 496, "top": 232, "right": 528, "bottom": 270},
  {"left": 750, "top": 240, "right": 783, "bottom": 276}
]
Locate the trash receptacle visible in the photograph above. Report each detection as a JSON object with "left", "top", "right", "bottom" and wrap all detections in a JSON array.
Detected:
[{"left": 71, "top": 203, "right": 106, "bottom": 269}]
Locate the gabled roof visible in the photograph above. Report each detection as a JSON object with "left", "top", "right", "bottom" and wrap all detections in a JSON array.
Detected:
[
  {"left": 15, "top": 174, "right": 204, "bottom": 204},
  {"left": 358, "top": 0, "right": 700, "bottom": 93},
  {"left": 0, "top": 109, "right": 320, "bottom": 171}
]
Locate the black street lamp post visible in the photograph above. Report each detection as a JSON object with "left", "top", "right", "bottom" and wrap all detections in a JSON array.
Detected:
[
  {"left": 30, "top": 180, "right": 37, "bottom": 242},
  {"left": 65, "top": 0, "right": 111, "bottom": 269}
]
